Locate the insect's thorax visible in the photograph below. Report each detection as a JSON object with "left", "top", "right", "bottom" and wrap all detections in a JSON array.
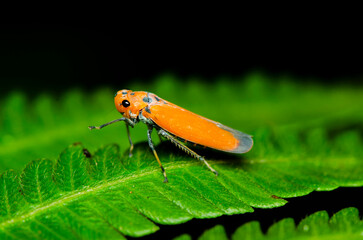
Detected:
[
  {"left": 138, "top": 111, "right": 154, "bottom": 125},
  {"left": 115, "top": 90, "right": 164, "bottom": 126}
]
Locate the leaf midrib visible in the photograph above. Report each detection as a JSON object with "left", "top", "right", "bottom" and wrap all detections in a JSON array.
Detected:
[
  {"left": 2, "top": 177, "right": 11, "bottom": 217},
  {"left": 35, "top": 164, "right": 43, "bottom": 203}
]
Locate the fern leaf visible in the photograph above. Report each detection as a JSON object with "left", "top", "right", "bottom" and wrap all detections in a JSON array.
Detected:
[
  {"left": 0, "top": 139, "right": 362, "bottom": 238},
  {"left": 0, "top": 170, "right": 25, "bottom": 217},
  {"left": 20, "top": 159, "right": 57, "bottom": 204},
  {"left": 54, "top": 144, "right": 90, "bottom": 191},
  {"left": 1, "top": 75, "right": 363, "bottom": 238}
]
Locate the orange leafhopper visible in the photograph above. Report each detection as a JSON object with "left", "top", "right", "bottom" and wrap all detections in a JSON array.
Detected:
[{"left": 89, "top": 90, "right": 253, "bottom": 182}]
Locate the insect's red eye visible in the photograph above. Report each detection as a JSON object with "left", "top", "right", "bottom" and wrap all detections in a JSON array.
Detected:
[{"left": 122, "top": 100, "right": 130, "bottom": 108}]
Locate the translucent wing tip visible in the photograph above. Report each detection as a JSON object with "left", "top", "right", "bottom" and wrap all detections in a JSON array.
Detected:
[
  {"left": 217, "top": 123, "right": 253, "bottom": 153},
  {"left": 234, "top": 134, "right": 253, "bottom": 153}
]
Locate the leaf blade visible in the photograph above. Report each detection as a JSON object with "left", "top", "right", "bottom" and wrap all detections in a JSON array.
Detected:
[
  {"left": 0, "top": 132, "right": 363, "bottom": 238},
  {"left": 21, "top": 159, "right": 58, "bottom": 204},
  {"left": 54, "top": 144, "right": 90, "bottom": 192}
]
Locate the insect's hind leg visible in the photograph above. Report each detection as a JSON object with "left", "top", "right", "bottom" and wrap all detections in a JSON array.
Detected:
[
  {"left": 147, "top": 126, "right": 168, "bottom": 183},
  {"left": 158, "top": 129, "right": 218, "bottom": 176}
]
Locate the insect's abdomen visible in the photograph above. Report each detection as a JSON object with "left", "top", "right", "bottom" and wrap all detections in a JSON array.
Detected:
[{"left": 144, "top": 103, "right": 253, "bottom": 153}]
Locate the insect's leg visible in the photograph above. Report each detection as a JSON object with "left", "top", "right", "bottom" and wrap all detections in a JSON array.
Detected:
[
  {"left": 147, "top": 126, "right": 168, "bottom": 183},
  {"left": 125, "top": 123, "right": 134, "bottom": 157},
  {"left": 158, "top": 129, "right": 218, "bottom": 176},
  {"left": 88, "top": 118, "right": 135, "bottom": 130},
  {"left": 89, "top": 118, "right": 135, "bottom": 157}
]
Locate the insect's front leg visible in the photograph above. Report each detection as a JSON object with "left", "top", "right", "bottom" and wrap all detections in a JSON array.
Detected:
[
  {"left": 88, "top": 117, "right": 135, "bottom": 130},
  {"left": 89, "top": 117, "right": 135, "bottom": 157},
  {"left": 147, "top": 125, "right": 168, "bottom": 183},
  {"left": 125, "top": 123, "right": 134, "bottom": 157}
]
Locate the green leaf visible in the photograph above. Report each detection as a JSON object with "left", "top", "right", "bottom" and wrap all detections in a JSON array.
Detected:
[
  {"left": 173, "top": 234, "right": 192, "bottom": 240},
  {"left": 0, "top": 170, "right": 25, "bottom": 217},
  {"left": 20, "top": 159, "right": 58, "bottom": 204},
  {"left": 89, "top": 144, "right": 124, "bottom": 181},
  {"left": 199, "top": 225, "right": 228, "bottom": 240},
  {"left": 184, "top": 208, "right": 363, "bottom": 240},
  {"left": 1, "top": 74, "right": 363, "bottom": 172},
  {"left": 0, "top": 133, "right": 362, "bottom": 238},
  {"left": 1, "top": 75, "right": 363, "bottom": 238},
  {"left": 54, "top": 144, "right": 90, "bottom": 191}
]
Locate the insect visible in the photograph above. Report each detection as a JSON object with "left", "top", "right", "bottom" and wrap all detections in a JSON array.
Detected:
[{"left": 89, "top": 90, "right": 253, "bottom": 182}]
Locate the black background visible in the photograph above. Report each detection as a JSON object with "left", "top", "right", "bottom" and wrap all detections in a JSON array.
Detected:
[
  {"left": 1, "top": 22, "right": 362, "bottom": 239},
  {"left": 1, "top": 22, "right": 362, "bottom": 97}
]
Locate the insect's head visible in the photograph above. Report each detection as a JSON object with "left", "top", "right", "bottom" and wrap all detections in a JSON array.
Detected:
[{"left": 114, "top": 89, "right": 147, "bottom": 119}]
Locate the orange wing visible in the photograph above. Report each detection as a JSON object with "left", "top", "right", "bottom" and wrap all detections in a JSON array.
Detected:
[{"left": 143, "top": 102, "right": 253, "bottom": 153}]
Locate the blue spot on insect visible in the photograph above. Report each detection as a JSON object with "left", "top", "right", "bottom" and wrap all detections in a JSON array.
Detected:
[
  {"left": 130, "top": 92, "right": 135, "bottom": 95},
  {"left": 143, "top": 97, "right": 152, "bottom": 103},
  {"left": 145, "top": 106, "right": 151, "bottom": 113}
]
